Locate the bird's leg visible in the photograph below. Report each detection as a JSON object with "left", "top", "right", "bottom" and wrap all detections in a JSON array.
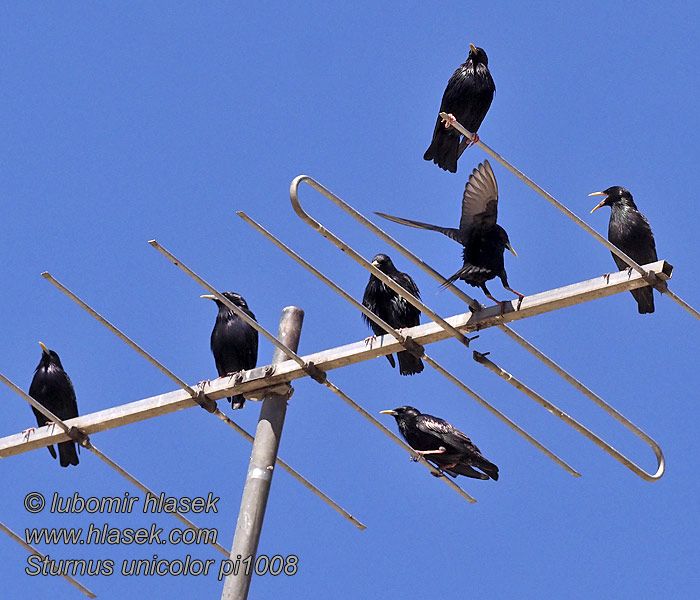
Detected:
[
  {"left": 21, "top": 427, "right": 36, "bottom": 440},
  {"left": 626, "top": 266, "right": 633, "bottom": 279},
  {"left": 442, "top": 113, "right": 457, "bottom": 129},
  {"left": 603, "top": 272, "right": 611, "bottom": 283},
  {"left": 465, "top": 132, "right": 480, "bottom": 147},
  {"left": 364, "top": 334, "right": 377, "bottom": 346},
  {"left": 410, "top": 447, "right": 447, "bottom": 462},
  {"left": 504, "top": 285, "right": 526, "bottom": 310},
  {"left": 481, "top": 284, "right": 506, "bottom": 314}
]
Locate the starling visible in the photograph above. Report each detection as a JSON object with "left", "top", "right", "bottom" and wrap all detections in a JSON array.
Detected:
[
  {"left": 28, "top": 342, "right": 80, "bottom": 467},
  {"left": 202, "top": 292, "right": 259, "bottom": 409},
  {"left": 380, "top": 406, "right": 498, "bottom": 480},
  {"left": 424, "top": 43, "right": 495, "bottom": 173},
  {"left": 590, "top": 186, "right": 658, "bottom": 314},
  {"left": 362, "top": 254, "right": 424, "bottom": 376},
  {"left": 377, "top": 160, "right": 523, "bottom": 309}
]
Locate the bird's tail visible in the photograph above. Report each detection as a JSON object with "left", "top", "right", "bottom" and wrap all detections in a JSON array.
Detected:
[
  {"left": 47, "top": 444, "right": 57, "bottom": 460},
  {"left": 385, "top": 354, "right": 396, "bottom": 369},
  {"left": 58, "top": 441, "right": 79, "bottom": 467},
  {"left": 423, "top": 119, "right": 460, "bottom": 173},
  {"left": 444, "top": 464, "right": 490, "bottom": 480},
  {"left": 631, "top": 287, "right": 655, "bottom": 314},
  {"left": 438, "top": 263, "right": 490, "bottom": 292},
  {"left": 474, "top": 456, "right": 499, "bottom": 481},
  {"left": 397, "top": 351, "right": 424, "bottom": 376},
  {"left": 229, "top": 395, "right": 246, "bottom": 410}
]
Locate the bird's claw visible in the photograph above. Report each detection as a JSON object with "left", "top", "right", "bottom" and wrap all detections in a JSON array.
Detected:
[
  {"left": 603, "top": 272, "right": 611, "bottom": 283},
  {"left": 364, "top": 335, "right": 377, "bottom": 346},
  {"left": 466, "top": 132, "right": 480, "bottom": 147},
  {"left": 21, "top": 427, "right": 36, "bottom": 440},
  {"left": 443, "top": 113, "right": 457, "bottom": 129}
]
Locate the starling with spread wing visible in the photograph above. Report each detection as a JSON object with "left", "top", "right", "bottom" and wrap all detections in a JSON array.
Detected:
[
  {"left": 381, "top": 406, "right": 498, "bottom": 480},
  {"left": 362, "top": 254, "right": 423, "bottom": 376},
  {"left": 377, "top": 160, "right": 522, "bottom": 309},
  {"left": 28, "top": 342, "right": 80, "bottom": 467},
  {"left": 424, "top": 44, "right": 495, "bottom": 173},
  {"left": 202, "top": 292, "right": 259, "bottom": 409}
]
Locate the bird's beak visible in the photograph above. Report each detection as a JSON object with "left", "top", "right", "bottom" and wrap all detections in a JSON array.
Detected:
[
  {"left": 39, "top": 342, "right": 49, "bottom": 354},
  {"left": 379, "top": 409, "right": 397, "bottom": 416},
  {"left": 200, "top": 294, "right": 217, "bottom": 300},
  {"left": 469, "top": 43, "right": 477, "bottom": 53},
  {"left": 371, "top": 260, "right": 380, "bottom": 267},
  {"left": 506, "top": 242, "right": 518, "bottom": 258},
  {"left": 588, "top": 191, "right": 607, "bottom": 213}
]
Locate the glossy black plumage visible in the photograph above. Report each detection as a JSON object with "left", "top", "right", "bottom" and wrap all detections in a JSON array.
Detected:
[
  {"left": 362, "top": 254, "right": 423, "bottom": 376},
  {"left": 424, "top": 44, "right": 495, "bottom": 173},
  {"left": 376, "top": 160, "right": 522, "bottom": 307},
  {"left": 28, "top": 343, "right": 80, "bottom": 467},
  {"left": 203, "top": 292, "right": 258, "bottom": 409},
  {"left": 590, "top": 186, "right": 658, "bottom": 314},
  {"left": 381, "top": 406, "right": 498, "bottom": 480}
]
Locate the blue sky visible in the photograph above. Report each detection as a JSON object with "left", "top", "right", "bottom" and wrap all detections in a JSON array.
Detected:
[{"left": 2, "top": 2, "right": 699, "bottom": 598}]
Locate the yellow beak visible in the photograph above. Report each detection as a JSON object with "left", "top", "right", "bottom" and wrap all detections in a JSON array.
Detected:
[
  {"left": 469, "top": 43, "right": 477, "bottom": 53},
  {"left": 200, "top": 294, "right": 217, "bottom": 300},
  {"left": 39, "top": 342, "right": 49, "bottom": 354},
  {"left": 506, "top": 242, "right": 518, "bottom": 258},
  {"left": 588, "top": 192, "right": 607, "bottom": 213},
  {"left": 379, "top": 409, "right": 396, "bottom": 416}
]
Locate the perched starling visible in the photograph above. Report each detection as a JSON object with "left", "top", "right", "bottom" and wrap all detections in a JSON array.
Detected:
[
  {"left": 202, "top": 292, "right": 259, "bottom": 409},
  {"left": 590, "top": 186, "right": 658, "bottom": 314},
  {"left": 362, "top": 254, "right": 424, "bottom": 376},
  {"left": 28, "top": 342, "right": 80, "bottom": 467},
  {"left": 424, "top": 44, "right": 495, "bottom": 173},
  {"left": 377, "top": 160, "right": 523, "bottom": 309},
  {"left": 380, "top": 406, "right": 498, "bottom": 480}
]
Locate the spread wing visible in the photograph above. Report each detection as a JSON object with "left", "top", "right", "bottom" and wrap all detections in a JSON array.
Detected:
[{"left": 459, "top": 160, "right": 499, "bottom": 233}]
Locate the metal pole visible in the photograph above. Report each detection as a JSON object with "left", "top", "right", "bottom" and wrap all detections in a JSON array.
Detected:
[{"left": 221, "top": 306, "right": 304, "bottom": 600}]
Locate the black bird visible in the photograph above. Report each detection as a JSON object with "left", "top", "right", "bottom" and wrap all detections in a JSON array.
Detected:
[
  {"left": 362, "top": 254, "right": 424, "bottom": 376},
  {"left": 380, "top": 406, "right": 498, "bottom": 480},
  {"left": 28, "top": 342, "right": 80, "bottom": 467},
  {"left": 424, "top": 43, "right": 495, "bottom": 173},
  {"left": 377, "top": 160, "right": 523, "bottom": 310},
  {"left": 202, "top": 292, "right": 259, "bottom": 409},
  {"left": 590, "top": 186, "right": 658, "bottom": 314}
]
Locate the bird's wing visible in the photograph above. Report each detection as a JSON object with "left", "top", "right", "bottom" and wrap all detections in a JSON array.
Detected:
[
  {"left": 415, "top": 414, "right": 482, "bottom": 455},
  {"left": 390, "top": 272, "right": 421, "bottom": 326},
  {"left": 460, "top": 160, "right": 499, "bottom": 232},
  {"left": 361, "top": 276, "right": 385, "bottom": 335},
  {"left": 375, "top": 212, "right": 462, "bottom": 243},
  {"left": 56, "top": 373, "right": 79, "bottom": 421},
  {"left": 240, "top": 311, "right": 259, "bottom": 370},
  {"left": 394, "top": 271, "right": 420, "bottom": 300}
]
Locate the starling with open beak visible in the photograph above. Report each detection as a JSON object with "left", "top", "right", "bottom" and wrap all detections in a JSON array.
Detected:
[{"left": 590, "top": 186, "right": 658, "bottom": 314}]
